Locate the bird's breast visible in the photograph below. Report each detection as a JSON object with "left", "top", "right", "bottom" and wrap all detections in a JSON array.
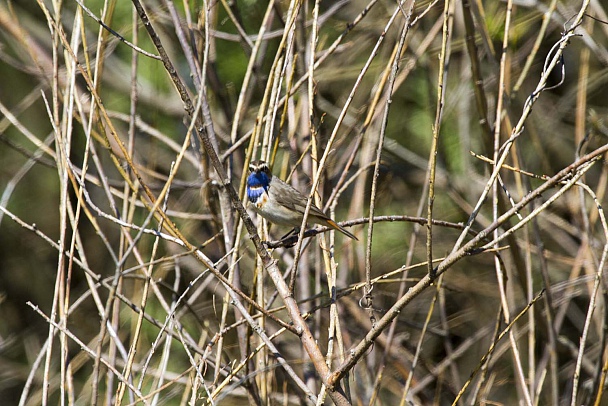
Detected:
[
  {"left": 252, "top": 189, "right": 269, "bottom": 209},
  {"left": 247, "top": 184, "right": 267, "bottom": 206}
]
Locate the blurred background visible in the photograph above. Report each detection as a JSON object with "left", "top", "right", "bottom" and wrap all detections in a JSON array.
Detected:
[{"left": 0, "top": 0, "right": 607, "bottom": 404}]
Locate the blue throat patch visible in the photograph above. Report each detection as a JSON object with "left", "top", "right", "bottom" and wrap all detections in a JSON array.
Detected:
[{"left": 247, "top": 172, "right": 270, "bottom": 202}]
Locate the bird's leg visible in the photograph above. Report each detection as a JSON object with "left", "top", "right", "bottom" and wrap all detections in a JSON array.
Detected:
[
  {"left": 279, "top": 227, "right": 299, "bottom": 241},
  {"left": 277, "top": 227, "right": 300, "bottom": 248}
]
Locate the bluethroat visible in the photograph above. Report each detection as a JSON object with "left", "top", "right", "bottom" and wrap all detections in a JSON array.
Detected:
[{"left": 246, "top": 160, "right": 358, "bottom": 240}]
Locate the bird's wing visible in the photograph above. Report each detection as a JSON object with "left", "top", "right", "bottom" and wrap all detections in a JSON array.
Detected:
[
  {"left": 271, "top": 177, "right": 357, "bottom": 239},
  {"left": 271, "top": 179, "right": 330, "bottom": 220}
]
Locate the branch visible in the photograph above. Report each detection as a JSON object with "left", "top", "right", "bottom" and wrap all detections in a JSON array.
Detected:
[
  {"left": 131, "top": 1, "right": 350, "bottom": 403},
  {"left": 327, "top": 145, "right": 607, "bottom": 387}
]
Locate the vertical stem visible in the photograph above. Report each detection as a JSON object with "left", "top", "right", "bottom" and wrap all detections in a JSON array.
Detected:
[
  {"left": 491, "top": 2, "right": 532, "bottom": 404},
  {"left": 426, "top": 0, "right": 452, "bottom": 277}
]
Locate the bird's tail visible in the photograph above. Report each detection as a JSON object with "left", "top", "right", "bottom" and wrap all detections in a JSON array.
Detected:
[{"left": 324, "top": 219, "right": 358, "bottom": 240}]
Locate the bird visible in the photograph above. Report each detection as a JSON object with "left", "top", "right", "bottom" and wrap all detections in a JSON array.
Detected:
[{"left": 246, "top": 160, "right": 358, "bottom": 240}]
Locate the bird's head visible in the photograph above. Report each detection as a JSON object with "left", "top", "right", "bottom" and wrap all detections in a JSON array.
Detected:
[{"left": 247, "top": 160, "right": 272, "bottom": 201}]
